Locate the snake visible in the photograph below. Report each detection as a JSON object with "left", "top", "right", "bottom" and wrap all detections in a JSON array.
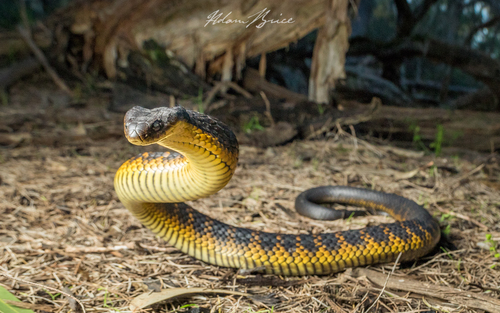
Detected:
[{"left": 114, "top": 106, "right": 441, "bottom": 276}]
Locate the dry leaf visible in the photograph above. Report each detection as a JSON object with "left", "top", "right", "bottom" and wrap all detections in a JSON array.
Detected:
[{"left": 130, "top": 288, "right": 251, "bottom": 311}]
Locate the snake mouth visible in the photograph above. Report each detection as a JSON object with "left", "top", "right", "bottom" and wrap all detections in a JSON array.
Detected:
[{"left": 125, "top": 122, "right": 152, "bottom": 145}]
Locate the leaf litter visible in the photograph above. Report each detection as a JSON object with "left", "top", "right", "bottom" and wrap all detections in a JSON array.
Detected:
[{"left": 0, "top": 77, "right": 500, "bottom": 312}]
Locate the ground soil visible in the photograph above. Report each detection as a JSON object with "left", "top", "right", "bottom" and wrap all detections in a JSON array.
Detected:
[{"left": 1, "top": 75, "right": 500, "bottom": 312}]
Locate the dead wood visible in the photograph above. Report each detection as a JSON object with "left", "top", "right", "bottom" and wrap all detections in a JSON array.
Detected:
[
  {"left": 46, "top": 0, "right": 329, "bottom": 78},
  {"left": 350, "top": 268, "right": 500, "bottom": 313},
  {"left": 242, "top": 68, "right": 309, "bottom": 103},
  {"left": 352, "top": 102, "right": 500, "bottom": 152},
  {"left": 43, "top": 0, "right": 352, "bottom": 102},
  {"left": 448, "top": 86, "right": 499, "bottom": 111},
  {"left": 340, "top": 65, "right": 413, "bottom": 106}
]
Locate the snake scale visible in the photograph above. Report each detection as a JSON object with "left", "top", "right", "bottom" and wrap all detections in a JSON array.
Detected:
[{"left": 114, "top": 106, "right": 440, "bottom": 276}]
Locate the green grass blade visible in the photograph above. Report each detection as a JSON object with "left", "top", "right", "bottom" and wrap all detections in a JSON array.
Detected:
[{"left": 0, "top": 285, "right": 35, "bottom": 313}]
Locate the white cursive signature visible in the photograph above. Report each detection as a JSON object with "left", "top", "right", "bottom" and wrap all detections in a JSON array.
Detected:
[{"left": 205, "top": 8, "right": 295, "bottom": 28}]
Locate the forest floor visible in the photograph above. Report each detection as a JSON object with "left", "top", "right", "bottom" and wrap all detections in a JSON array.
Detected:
[{"left": 1, "top": 76, "right": 500, "bottom": 313}]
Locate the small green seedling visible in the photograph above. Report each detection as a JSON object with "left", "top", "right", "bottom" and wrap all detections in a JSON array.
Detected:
[
  {"left": 442, "top": 224, "right": 451, "bottom": 236},
  {"left": 429, "top": 124, "right": 444, "bottom": 156},
  {"left": 196, "top": 87, "right": 204, "bottom": 113},
  {"left": 44, "top": 290, "right": 61, "bottom": 301},
  {"left": 317, "top": 102, "right": 325, "bottom": 115},
  {"left": 345, "top": 212, "right": 356, "bottom": 223},
  {"left": 243, "top": 116, "right": 265, "bottom": 134},
  {"left": 440, "top": 213, "right": 453, "bottom": 236},
  {"left": 440, "top": 247, "right": 453, "bottom": 260},
  {"left": 97, "top": 287, "right": 120, "bottom": 310},
  {"left": 485, "top": 234, "right": 500, "bottom": 269}
]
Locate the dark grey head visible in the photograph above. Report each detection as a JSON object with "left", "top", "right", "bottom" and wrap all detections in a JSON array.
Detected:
[{"left": 124, "top": 106, "right": 190, "bottom": 145}]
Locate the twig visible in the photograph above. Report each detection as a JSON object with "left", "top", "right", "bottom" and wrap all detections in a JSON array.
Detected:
[
  {"left": 0, "top": 268, "right": 86, "bottom": 313},
  {"left": 65, "top": 243, "right": 135, "bottom": 253},
  {"left": 17, "top": 25, "right": 73, "bottom": 96},
  {"left": 366, "top": 252, "right": 402, "bottom": 313},
  {"left": 435, "top": 206, "right": 489, "bottom": 230},
  {"left": 227, "top": 81, "right": 252, "bottom": 98},
  {"left": 260, "top": 91, "right": 275, "bottom": 127},
  {"left": 259, "top": 53, "right": 266, "bottom": 77},
  {"left": 465, "top": 16, "right": 500, "bottom": 45},
  {"left": 450, "top": 163, "right": 485, "bottom": 187},
  {"left": 202, "top": 81, "right": 252, "bottom": 112}
]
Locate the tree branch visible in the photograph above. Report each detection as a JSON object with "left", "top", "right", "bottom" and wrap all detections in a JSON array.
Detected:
[
  {"left": 465, "top": 15, "right": 500, "bottom": 45},
  {"left": 414, "top": 0, "right": 439, "bottom": 21},
  {"left": 349, "top": 36, "right": 500, "bottom": 96},
  {"left": 393, "top": 0, "right": 439, "bottom": 37},
  {"left": 394, "top": 0, "right": 414, "bottom": 37},
  {"left": 393, "top": 0, "right": 412, "bottom": 20}
]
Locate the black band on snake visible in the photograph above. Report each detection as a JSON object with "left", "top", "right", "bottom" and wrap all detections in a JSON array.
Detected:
[{"left": 114, "top": 106, "right": 440, "bottom": 276}]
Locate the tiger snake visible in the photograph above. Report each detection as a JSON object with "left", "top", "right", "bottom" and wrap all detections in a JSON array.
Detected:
[{"left": 114, "top": 106, "right": 440, "bottom": 276}]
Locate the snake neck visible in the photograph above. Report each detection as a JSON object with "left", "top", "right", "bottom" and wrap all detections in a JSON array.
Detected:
[{"left": 115, "top": 120, "right": 239, "bottom": 204}]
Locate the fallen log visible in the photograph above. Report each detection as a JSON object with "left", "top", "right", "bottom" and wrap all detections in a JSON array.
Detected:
[{"left": 349, "top": 102, "right": 500, "bottom": 152}]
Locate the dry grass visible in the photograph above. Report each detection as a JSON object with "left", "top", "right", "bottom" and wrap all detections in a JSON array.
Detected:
[{"left": 1, "top": 79, "right": 500, "bottom": 313}]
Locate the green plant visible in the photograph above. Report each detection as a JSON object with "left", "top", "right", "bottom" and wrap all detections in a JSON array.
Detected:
[
  {"left": 0, "top": 285, "right": 36, "bottom": 313},
  {"left": 44, "top": 290, "right": 60, "bottom": 301},
  {"left": 452, "top": 155, "right": 461, "bottom": 168},
  {"left": 442, "top": 224, "right": 451, "bottom": 236},
  {"left": 409, "top": 123, "right": 445, "bottom": 156},
  {"left": 317, "top": 102, "right": 325, "bottom": 115},
  {"left": 440, "top": 247, "right": 453, "bottom": 260},
  {"left": 485, "top": 234, "right": 500, "bottom": 258},
  {"left": 409, "top": 124, "right": 428, "bottom": 152},
  {"left": 243, "top": 116, "right": 265, "bottom": 134},
  {"left": 311, "top": 158, "right": 320, "bottom": 171},
  {"left": 1, "top": 89, "right": 8, "bottom": 106},
  {"left": 428, "top": 164, "right": 437, "bottom": 177},
  {"left": 345, "top": 212, "right": 356, "bottom": 223},
  {"left": 485, "top": 234, "right": 500, "bottom": 269},
  {"left": 429, "top": 124, "right": 444, "bottom": 156},
  {"left": 97, "top": 287, "right": 120, "bottom": 310},
  {"left": 440, "top": 213, "right": 453, "bottom": 236},
  {"left": 196, "top": 87, "right": 204, "bottom": 113},
  {"left": 440, "top": 213, "right": 452, "bottom": 223},
  {"left": 250, "top": 187, "right": 261, "bottom": 200}
]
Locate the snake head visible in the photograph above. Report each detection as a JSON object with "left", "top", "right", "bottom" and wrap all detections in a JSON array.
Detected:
[{"left": 124, "top": 106, "right": 189, "bottom": 145}]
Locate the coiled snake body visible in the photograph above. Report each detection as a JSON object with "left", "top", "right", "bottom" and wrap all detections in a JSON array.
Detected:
[{"left": 114, "top": 106, "right": 440, "bottom": 276}]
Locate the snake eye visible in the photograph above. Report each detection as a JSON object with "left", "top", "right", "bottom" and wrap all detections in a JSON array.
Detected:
[{"left": 152, "top": 120, "right": 163, "bottom": 132}]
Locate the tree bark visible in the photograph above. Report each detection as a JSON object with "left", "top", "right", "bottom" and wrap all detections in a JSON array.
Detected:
[
  {"left": 353, "top": 102, "right": 500, "bottom": 152},
  {"left": 308, "top": 0, "right": 350, "bottom": 103},
  {"left": 45, "top": 0, "right": 351, "bottom": 98}
]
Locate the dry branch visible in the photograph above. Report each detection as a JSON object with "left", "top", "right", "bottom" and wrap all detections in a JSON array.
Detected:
[
  {"left": 17, "top": 26, "right": 72, "bottom": 96},
  {"left": 353, "top": 102, "right": 500, "bottom": 151},
  {"left": 350, "top": 268, "right": 500, "bottom": 313}
]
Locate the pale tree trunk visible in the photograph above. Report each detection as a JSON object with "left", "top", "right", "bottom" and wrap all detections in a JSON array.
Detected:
[
  {"left": 309, "top": 0, "right": 350, "bottom": 103},
  {"left": 39, "top": 0, "right": 352, "bottom": 100}
]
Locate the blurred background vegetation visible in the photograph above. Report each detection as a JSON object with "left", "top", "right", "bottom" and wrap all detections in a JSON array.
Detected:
[{"left": 1, "top": 0, "right": 499, "bottom": 151}]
